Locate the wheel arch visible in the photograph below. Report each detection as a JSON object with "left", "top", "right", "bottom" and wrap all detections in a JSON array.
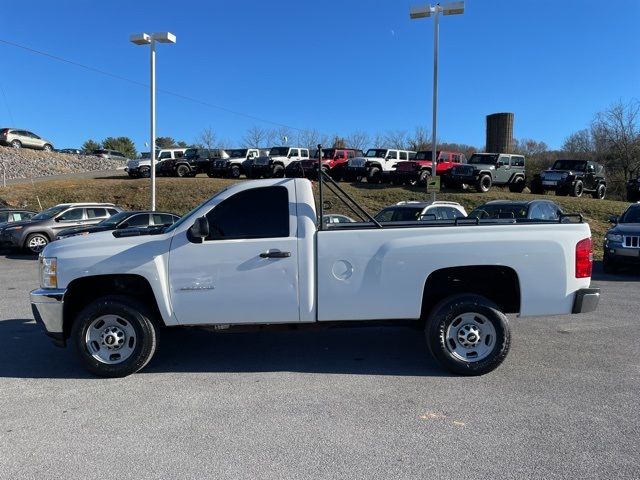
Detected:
[
  {"left": 23, "top": 230, "right": 52, "bottom": 247},
  {"left": 63, "top": 274, "right": 166, "bottom": 340},
  {"left": 420, "top": 266, "right": 521, "bottom": 321}
]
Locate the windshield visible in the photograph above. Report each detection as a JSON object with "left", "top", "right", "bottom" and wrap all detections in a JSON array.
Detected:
[
  {"left": 365, "top": 149, "right": 388, "bottom": 158},
  {"left": 374, "top": 207, "right": 424, "bottom": 222},
  {"left": 164, "top": 188, "right": 230, "bottom": 234},
  {"left": 269, "top": 147, "right": 290, "bottom": 156},
  {"left": 468, "top": 154, "right": 498, "bottom": 165},
  {"left": 32, "top": 206, "right": 67, "bottom": 221},
  {"left": 313, "top": 149, "right": 336, "bottom": 159},
  {"left": 140, "top": 152, "right": 151, "bottom": 159},
  {"left": 620, "top": 206, "right": 640, "bottom": 223},
  {"left": 552, "top": 160, "right": 586, "bottom": 171},
  {"left": 98, "top": 211, "right": 131, "bottom": 227},
  {"left": 469, "top": 204, "right": 528, "bottom": 219},
  {"left": 226, "top": 149, "right": 248, "bottom": 158}
]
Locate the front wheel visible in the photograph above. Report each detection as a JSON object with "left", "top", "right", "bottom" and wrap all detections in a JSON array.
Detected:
[
  {"left": 176, "top": 164, "right": 190, "bottom": 178},
  {"left": 139, "top": 167, "right": 150, "bottom": 178},
  {"left": 71, "top": 295, "right": 159, "bottom": 378},
  {"left": 571, "top": 180, "right": 584, "bottom": 197},
  {"left": 25, "top": 233, "right": 49, "bottom": 254},
  {"left": 10, "top": 140, "right": 21, "bottom": 148},
  {"left": 367, "top": 167, "right": 382, "bottom": 184},
  {"left": 271, "top": 164, "right": 285, "bottom": 178},
  {"left": 43, "top": 144, "right": 53, "bottom": 152},
  {"left": 508, "top": 178, "right": 526, "bottom": 193},
  {"left": 425, "top": 294, "right": 510, "bottom": 376},
  {"left": 230, "top": 165, "right": 242, "bottom": 179},
  {"left": 476, "top": 174, "right": 492, "bottom": 193}
]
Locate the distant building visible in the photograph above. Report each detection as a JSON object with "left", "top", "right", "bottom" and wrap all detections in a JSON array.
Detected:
[{"left": 486, "top": 112, "right": 514, "bottom": 153}]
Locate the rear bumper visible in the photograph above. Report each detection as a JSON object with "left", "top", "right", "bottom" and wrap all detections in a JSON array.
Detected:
[
  {"left": 572, "top": 288, "right": 600, "bottom": 314},
  {"left": 30, "top": 288, "right": 66, "bottom": 347}
]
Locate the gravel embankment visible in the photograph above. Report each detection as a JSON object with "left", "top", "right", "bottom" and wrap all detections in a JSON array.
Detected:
[{"left": 0, "top": 146, "right": 126, "bottom": 180}]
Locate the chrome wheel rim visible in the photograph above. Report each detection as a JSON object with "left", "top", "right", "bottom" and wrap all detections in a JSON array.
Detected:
[
  {"left": 445, "top": 312, "right": 496, "bottom": 362},
  {"left": 28, "top": 235, "right": 47, "bottom": 253},
  {"left": 85, "top": 314, "right": 137, "bottom": 364}
]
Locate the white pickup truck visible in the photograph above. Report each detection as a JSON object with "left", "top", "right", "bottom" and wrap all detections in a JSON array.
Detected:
[{"left": 30, "top": 178, "right": 599, "bottom": 378}]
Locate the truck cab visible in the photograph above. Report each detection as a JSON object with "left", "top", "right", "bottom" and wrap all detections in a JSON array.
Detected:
[{"left": 346, "top": 148, "right": 416, "bottom": 183}]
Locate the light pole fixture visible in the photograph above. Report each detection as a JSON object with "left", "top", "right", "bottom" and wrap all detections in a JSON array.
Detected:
[
  {"left": 409, "top": 2, "right": 464, "bottom": 187},
  {"left": 130, "top": 31, "right": 176, "bottom": 210}
]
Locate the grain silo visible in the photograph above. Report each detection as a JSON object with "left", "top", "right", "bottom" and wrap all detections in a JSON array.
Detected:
[{"left": 486, "top": 112, "right": 514, "bottom": 153}]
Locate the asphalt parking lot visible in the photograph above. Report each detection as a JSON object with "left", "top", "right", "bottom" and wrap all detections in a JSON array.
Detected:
[{"left": 0, "top": 253, "right": 638, "bottom": 480}]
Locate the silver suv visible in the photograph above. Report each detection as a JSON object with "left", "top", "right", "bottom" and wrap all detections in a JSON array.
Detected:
[{"left": 0, "top": 128, "right": 54, "bottom": 151}]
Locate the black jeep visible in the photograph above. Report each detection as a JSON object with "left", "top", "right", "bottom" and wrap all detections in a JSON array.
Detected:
[
  {"left": 530, "top": 159, "right": 606, "bottom": 199},
  {"left": 627, "top": 175, "right": 640, "bottom": 202}
]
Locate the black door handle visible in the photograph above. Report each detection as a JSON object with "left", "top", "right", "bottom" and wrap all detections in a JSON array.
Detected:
[{"left": 260, "top": 251, "right": 291, "bottom": 258}]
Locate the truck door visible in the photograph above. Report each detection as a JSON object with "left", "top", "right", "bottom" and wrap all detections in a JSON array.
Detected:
[
  {"left": 585, "top": 162, "right": 596, "bottom": 189},
  {"left": 496, "top": 155, "right": 511, "bottom": 183},
  {"left": 167, "top": 184, "right": 301, "bottom": 324}
]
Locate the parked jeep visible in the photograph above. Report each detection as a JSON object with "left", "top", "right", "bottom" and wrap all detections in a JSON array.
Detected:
[
  {"left": 345, "top": 148, "right": 416, "bottom": 184},
  {"left": 160, "top": 148, "right": 225, "bottom": 177},
  {"left": 290, "top": 148, "right": 363, "bottom": 180},
  {"left": 530, "top": 159, "right": 606, "bottom": 199},
  {"left": 448, "top": 153, "right": 526, "bottom": 193},
  {"left": 626, "top": 175, "right": 640, "bottom": 202},
  {"left": 390, "top": 150, "right": 466, "bottom": 186},
  {"left": 209, "top": 149, "right": 261, "bottom": 179},
  {"left": 248, "top": 147, "right": 309, "bottom": 178}
]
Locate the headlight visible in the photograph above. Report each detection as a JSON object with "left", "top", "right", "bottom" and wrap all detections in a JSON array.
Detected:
[
  {"left": 606, "top": 233, "right": 623, "bottom": 243},
  {"left": 40, "top": 256, "right": 58, "bottom": 289}
]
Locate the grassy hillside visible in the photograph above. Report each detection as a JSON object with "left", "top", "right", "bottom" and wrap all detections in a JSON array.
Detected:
[{"left": 0, "top": 173, "right": 630, "bottom": 259}]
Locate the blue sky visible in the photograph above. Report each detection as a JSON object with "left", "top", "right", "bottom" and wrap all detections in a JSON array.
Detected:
[{"left": 0, "top": 0, "right": 638, "bottom": 151}]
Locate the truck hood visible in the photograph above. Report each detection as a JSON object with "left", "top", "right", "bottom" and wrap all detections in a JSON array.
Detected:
[
  {"left": 607, "top": 224, "right": 640, "bottom": 236},
  {"left": 42, "top": 229, "right": 174, "bottom": 288}
]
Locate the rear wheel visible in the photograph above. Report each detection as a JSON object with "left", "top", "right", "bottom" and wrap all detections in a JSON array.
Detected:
[
  {"left": 176, "top": 164, "right": 190, "bottom": 178},
  {"left": 477, "top": 174, "right": 492, "bottom": 193},
  {"left": 425, "top": 294, "right": 510, "bottom": 376},
  {"left": 592, "top": 183, "right": 606, "bottom": 200},
  {"left": 10, "top": 140, "right": 21, "bottom": 148},
  {"left": 25, "top": 233, "right": 49, "bottom": 254},
  {"left": 367, "top": 166, "right": 382, "bottom": 184},
  {"left": 71, "top": 295, "right": 159, "bottom": 378}
]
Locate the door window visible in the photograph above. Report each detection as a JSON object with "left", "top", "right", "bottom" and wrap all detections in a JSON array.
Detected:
[
  {"left": 399, "top": 152, "right": 408, "bottom": 160},
  {"left": 205, "top": 186, "right": 290, "bottom": 240},
  {"left": 159, "top": 152, "right": 171, "bottom": 159},
  {"left": 511, "top": 156, "right": 525, "bottom": 167},
  {"left": 59, "top": 208, "right": 84, "bottom": 221},
  {"left": 107, "top": 208, "right": 119, "bottom": 216},
  {"left": 439, "top": 153, "right": 450, "bottom": 162},
  {"left": 86, "top": 208, "right": 107, "bottom": 219},
  {"left": 125, "top": 214, "right": 150, "bottom": 227},
  {"left": 153, "top": 214, "right": 177, "bottom": 226},
  {"left": 301, "top": 149, "right": 309, "bottom": 158},
  {"left": 386, "top": 151, "right": 398, "bottom": 160},
  {"left": 497, "top": 156, "right": 510, "bottom": 167}
]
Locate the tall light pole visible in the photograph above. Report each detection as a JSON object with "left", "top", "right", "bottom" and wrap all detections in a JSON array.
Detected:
[
  {"left": 130, "top": 32, "right": 176, "bottom": 211},
  {"left": 410, "top": 2, "right": 464, "bottom": 186}
]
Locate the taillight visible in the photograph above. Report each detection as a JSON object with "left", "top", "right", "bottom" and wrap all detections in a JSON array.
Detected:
[
  {"left": 0, "top": 129, "right": 8, "bottom": 136},
  {"left": 576, "top": 237, "right": 593, "bottom": 278}
]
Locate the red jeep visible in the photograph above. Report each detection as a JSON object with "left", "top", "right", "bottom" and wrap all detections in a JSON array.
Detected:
[
  {"left": 293, "top": 148, "right": 364, "bottom": 180},
  {"left": 390, "top": 150, "right": 466, "bottom": 186}
]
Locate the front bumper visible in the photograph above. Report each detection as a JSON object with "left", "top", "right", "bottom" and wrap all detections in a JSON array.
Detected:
[
  {"left": 572, "top": 288, "right": 600, "bottom": 314},
  {"left": 1, "top": 229, "right": 24, "bottom": 248},
  {"left": 449, "top": 174, "right": 478, "bottom": 184},
  {"left": 30, "top": 288, "right": 66, "bottom": 347},
  {"left": 604, "top": 245, "right": 640, "bottom": 263},
  {"left": 390, "top": 170, "right": 419, "bottom": 182}
]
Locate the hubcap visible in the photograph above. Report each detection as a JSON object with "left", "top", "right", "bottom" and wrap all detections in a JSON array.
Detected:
[
  {"left": 28, "top": 236, "right": 47, "bottom": 252},
  {"left": 85, "top": 315, "right": 136, "bottom": 364},
  {"left": 445, "top": 312, "right": 496, "bottom": 362}
]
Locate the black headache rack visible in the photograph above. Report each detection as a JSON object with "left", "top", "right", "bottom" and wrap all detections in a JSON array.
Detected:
[{"left": 112, "top": 226, "right": 165, "bottom": 238}]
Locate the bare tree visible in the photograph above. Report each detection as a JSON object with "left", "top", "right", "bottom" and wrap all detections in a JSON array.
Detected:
[
  {"left": 407, "top": 127, "right": 431, "bottom": 151},
  {"left": 243, "top": 125, "right": 267, "bottom": 148},
  {"left": 198, "top": 127, "right": 217, "bottom": 150},
  {"left": 384, "top": 130, "right": 408, "bottom": 149},
  {"left": 562, "top": 129, "right": 594, "bottom": 156},
  {"left": 345, "top": 130, "right": 370, "bottom": 150},
  {"left": 513, "top": 138, "right": 548, "bottom": 157},
  {"left": 296, "top": 129, "right": 321, "bottom": 149},
  {"left": 371, "top": 132, "right": 385, "bottom": 148},
  {"left": 267, "top": 127, "right": 294, "bottom": 146},
  {"left": 331, "top": 136, "right": 346, "bottom": 149}
]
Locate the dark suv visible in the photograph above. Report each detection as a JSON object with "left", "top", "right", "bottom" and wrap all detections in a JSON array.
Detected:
[
  {"left": 603, "top": 203, "right": 640, "bottom": 272},
  {"left": 0, "top": 203, "right": 122, "bottom": 254},
  {"left": 448, "top": 153, "right": 526, "bottom": 193},
  {"left": 626, "top": 176, "right": 640, "bottom": 202},
  {"left": 530, "top": 159, "right": 606, "bottom": 199},
  {"left": 160, "top": 148, "right": 224, "bottom": 177}
]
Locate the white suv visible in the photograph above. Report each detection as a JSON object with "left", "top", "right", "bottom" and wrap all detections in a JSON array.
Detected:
[
  {"left": 127, "top": 148, "right": 187, "bottom": 178},
  {"left": 249, "top": 146, "right": 310, "bottom": 178},
  {"left": 0, "top": 128, "right": 54, "bottom": 151},
  {"left": 346, "top": 148, "right": 416, "bottom": 183},
  {"left": 374, "top": 201, "right": 467, "bottom": 222}
]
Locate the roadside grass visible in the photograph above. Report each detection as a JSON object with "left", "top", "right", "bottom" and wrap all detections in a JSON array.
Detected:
[{"left": 0, "top": 173, "right": 629, "bottom": 259}]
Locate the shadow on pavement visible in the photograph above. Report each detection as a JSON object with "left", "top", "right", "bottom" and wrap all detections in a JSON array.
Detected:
[
  {"left": 591, "top": 261, "right": 640, "bottom": 282},
  {"left": 0, "top": 319, "right": 449, "bottom": 379}
]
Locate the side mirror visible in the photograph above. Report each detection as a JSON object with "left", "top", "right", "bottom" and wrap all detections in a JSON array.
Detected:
[
  {"left": 54, "top": 216, "right": 61, "bottom": 222},
  {"left": 608, "top": 215, "right": 618, "bottom": 224},
  {"left": 189, "top": 216, "right": 210, "bottom": 241}
]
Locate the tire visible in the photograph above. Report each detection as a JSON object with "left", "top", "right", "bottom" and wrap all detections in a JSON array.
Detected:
[
  {"left": 530, "top": 180, "right": 544, "bottom": 195},
  {"left": 425, "top": 294, "right": 510, "bottom": 376},
  {"left": 415, "top": 170, "right": 430, "bottom": 187},
  {"left": 571, "top": 180, "right": 584, "bottom": 197},
  {"left": 367, "top": 166, "right": 382, "bottom": 184},
  {"left": 139, "top": 167, "right": 150, "bottom": 178},
  {"left": 25, "top": 233, "right": 49, "bottom": 254},
  {"left": 230, "top": 165, "right": 242, "bottom": 179},
  {"left": 476, "top": 174, "right": 492, "bottom": 193},
  {"left": 592, "top": 183, "right": 606, "bottom": 200},
  {"left": 206, "top": 172, "right": 216, "bottom": 178},
  {"left": 508, "top": 178, "right": 526, "bottom": 193},
  {"left": 43, "top": 144, "right": 53, "bottom": 152},
  {"left": 71, "top": 295, "right": 159, "bottom": 378},
  {"left": 10, "top": 140, "right": 21, "bottom": 148},
  {"left": 272, "top": 164, "right": 285, "bottom": 178},
  {"left": 176, "top": 164, "right": 190, "bottom": 178}
]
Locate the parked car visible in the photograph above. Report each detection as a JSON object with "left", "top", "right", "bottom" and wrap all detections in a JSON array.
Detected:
[
  {"left": 0, "top": 203, "right": 122, "bottom": 254},
  {"left": 209, "top": 149, "right": 261, "bottom": 178},
  {"left": 128, "top": 149, "right": 186, "bottom": 178},
  {"left": 603, "top": 203, "right": 640, "bottom": 273},
  {"left": 292, "top": 148, "right": 364, "bottom": 180},
  {"left": 374, "top": 201, "right": 467, "bottom": 222},
  {"left": 92, "top": 149, "right": 127, "bottom": 160},
  {"left": 468, "top": 200, "right": 564, "bottom": 222},
  {"left": 248, "top": 147, "right": 310, "bottom": 178},
  {"left": 0, "top": 209, "right": 37, "bottom": 241},
  {"left": 530, "top": 159, "right": 606, "bottom": 199},
  {"left": 57, "top": 148, "right": 82, "bottom": 155},
  {"left": 345, "top": 148, "right": 417, "bottom": 184},
  {"left": 322, "top": 214, "right": 356, "bottom": 225},
  {"left": 56, "top": 211, "right": 180, "bottom": 240},
  {"left": 626, "top": 176, "right": 640, "bottom": 202},
  {"left": 448, "top": 153, "right": 526, "bottom": 193},
  {"left": 390, "top": 150, "right": 466, "bottom": 186},
  {"left": 0, "top": 128, "right": 54, "bottom": 151},
  {"left": 160, "top": 148, "right": 225, "bottom": 177},
  {"left": 30, "top": 178, "right": 599, "bottom": 378}
]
